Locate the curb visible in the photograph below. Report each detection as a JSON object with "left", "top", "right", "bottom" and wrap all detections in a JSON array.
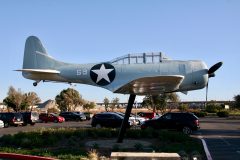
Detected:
[{"left": 0, "top": 152, "right": 58, "bottom": 160}]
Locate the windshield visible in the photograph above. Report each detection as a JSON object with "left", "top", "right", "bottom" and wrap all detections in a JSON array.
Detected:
[{"left": 111, "top": 52, "right": 171, "bottom": 65}]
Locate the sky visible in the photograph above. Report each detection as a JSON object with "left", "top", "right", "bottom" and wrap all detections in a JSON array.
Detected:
[{"left": 0, "top": 0, "right": 239, "bottom": 103}]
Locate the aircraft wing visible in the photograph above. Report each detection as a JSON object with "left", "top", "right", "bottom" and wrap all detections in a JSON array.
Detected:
[
  {"left": 114, "top": 75, "right": 184, "bottom": 95},
  {"left": 15, "top": 69, "right": 60, "bottom": 74}
]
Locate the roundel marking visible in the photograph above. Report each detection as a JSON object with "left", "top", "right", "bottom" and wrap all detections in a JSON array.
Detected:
[{"left": 90, "top": 63, "right": 116, "bottom": 86}]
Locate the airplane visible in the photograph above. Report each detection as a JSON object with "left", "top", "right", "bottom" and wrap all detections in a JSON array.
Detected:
[{"left": 16, "top": 36, "right": 223, "bottom": 142}]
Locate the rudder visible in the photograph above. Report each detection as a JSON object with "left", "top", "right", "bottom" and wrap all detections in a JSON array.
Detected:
[{"left": 23, "top": 36, "right": 58, "bottom": 70}]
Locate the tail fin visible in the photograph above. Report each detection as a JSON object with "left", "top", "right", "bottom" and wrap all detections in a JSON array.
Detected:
[{"left": 23, "top": 36, "right": 56, "bottom": 69}]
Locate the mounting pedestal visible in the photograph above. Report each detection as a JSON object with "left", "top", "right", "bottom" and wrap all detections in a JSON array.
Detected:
[{"left": 117, "top": 94, "right": 136, "bottom": 143}]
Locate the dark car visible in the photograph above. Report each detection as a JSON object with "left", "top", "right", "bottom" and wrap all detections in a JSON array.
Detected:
[
  {"left": 21, "top": 112, "right": 39, "bottom": 126},
  {"left": 141, "top": 112, "right": 200, "bottom": 134},
  {"left": 59, "top": 112, "right": 86, "bottom": 121},
  {"left": 0, "top": 112, "right": 24, "bottom": 127},
  {"left": 91, "top": 112, "right": 131, "bottom": 128}
]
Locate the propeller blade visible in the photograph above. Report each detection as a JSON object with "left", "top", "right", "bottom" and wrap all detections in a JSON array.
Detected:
[
  {"left": 205, "top": 82, "right": 208, "bottom": 108},
  {"left": 208, "top": 62, "right": 223, "bottom": 75}
]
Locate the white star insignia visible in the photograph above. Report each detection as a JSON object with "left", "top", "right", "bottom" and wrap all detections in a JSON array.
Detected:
[{"left": 91, "top": 64, "right": 114, "bottom": 83}]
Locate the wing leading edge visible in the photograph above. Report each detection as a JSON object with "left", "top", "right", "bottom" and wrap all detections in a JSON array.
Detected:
[{"left": 114, "top": 75, "right": 184, "bottom": 95}]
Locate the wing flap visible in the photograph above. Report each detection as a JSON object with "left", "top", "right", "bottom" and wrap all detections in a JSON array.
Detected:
[
  {"left": 15, "top": 69, "right": 60, "bottom": 74},
  {"left": 114, "top": 75, "right": 184, "bottom": 95}
]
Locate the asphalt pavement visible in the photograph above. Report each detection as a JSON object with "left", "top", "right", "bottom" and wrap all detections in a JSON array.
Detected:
[{"left": 194, "top": 117, "right": 240, "bottom": 160}]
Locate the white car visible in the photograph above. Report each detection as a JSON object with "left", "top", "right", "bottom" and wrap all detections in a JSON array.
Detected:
[
  {"left": 0, "top": 120, "right": 4, "bottom": 128},
  {"left": 115, "top": 112, "right": 146, "bottom": 125},
  {"left": 130, "top": 114, "right": 147, "bottom": 125}
]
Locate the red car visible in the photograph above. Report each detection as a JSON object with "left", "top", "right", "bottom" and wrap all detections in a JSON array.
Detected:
[
  {"left": 137, "top": 112, "right": 156, "bottom": 119},
  {"left": 39, "top": 113, "right": 65, "bottom": 123}
]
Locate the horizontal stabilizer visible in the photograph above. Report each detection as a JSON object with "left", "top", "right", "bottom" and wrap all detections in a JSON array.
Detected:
[{"left": 15, "top": 69, "right": 60, "bottom": 74}]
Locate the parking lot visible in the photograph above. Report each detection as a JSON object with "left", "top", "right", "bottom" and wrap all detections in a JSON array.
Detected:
[
  {"left": 194, "top": 117, "right": 240, "bottom": 160},
  {"left": 0, "top": 120, "right": 91, "bottom": 137},
  {"left": 0, "top": 117, "right": 240, "bottom": 160}
]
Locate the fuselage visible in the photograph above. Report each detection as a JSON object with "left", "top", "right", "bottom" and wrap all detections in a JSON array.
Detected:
[{"left": 23, "top": 59, "right": 209, "bottom": 95}]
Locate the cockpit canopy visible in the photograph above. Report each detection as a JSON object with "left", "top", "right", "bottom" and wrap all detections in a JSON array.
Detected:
[{"left": 111, "top": 52, "right": 171, "bottom": 65}]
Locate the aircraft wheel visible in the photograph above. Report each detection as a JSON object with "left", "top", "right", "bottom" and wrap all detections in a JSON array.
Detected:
[
  {"left": 33, "top": 82, "right": 38, "bottom": 86},
  {"left": 182, "top": 126, "right": 192, "bottom": 135}
]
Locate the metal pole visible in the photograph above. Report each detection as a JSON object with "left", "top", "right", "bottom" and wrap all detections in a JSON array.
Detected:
[{"left": 117, "top": 94, "right": 136, "bottom": 143}]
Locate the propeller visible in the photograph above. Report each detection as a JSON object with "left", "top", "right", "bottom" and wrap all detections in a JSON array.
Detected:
[
  {"left": 208, "top": 62, "right": 223, "bottom": 78},
  {"left": 205, "top": 62, "right": 223, "bottom": 107}
]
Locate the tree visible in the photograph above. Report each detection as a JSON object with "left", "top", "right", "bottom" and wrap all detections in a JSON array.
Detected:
[
  {"left": 142, "top": 93, "right": 180, "bottom": 114},
  {"left": 103, "top": 97, "right": 110, "bottom": 111},
  {"left": 110, "top": 97, "right": 119, "bottom": 111},
  {"left": 3, "top": 86, "right": 24, "bottom": 112},
  {"left": 113, "top": 97, "right": 120, "bottom": 108},
  {"left": 142, "top": 95, "right": 153, "bottom": 109},
  {"left": 55, "top": 88, "right": 85, "bottom": 111},
  {"left": 234, "top": 94, "right": 240, "bottom": 109},
  {"left": 178, "top": 104, "right": 189, "bottom": 112},
  {"left": 83, "top": 102, "right": 96, "bottom": 112},
  {"left": 24, "top": 92, "right": 41, "bottom": 111}
]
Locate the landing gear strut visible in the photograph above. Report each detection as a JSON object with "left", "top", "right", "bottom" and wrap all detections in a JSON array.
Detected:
[{"left": 117, "top": 94, "right": 136, "bottom": 143}]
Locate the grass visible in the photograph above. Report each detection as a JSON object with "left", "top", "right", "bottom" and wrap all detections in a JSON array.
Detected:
[{"left": 0, "top": 128, "right": 205, "bottom": 159}]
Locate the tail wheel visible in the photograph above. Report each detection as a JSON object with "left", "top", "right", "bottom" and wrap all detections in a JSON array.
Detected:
[{"left": 182, "top": 126, "right": 192, "bottom": 135}]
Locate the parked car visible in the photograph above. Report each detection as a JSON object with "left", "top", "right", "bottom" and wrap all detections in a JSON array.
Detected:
[
  {"left": 82, "top": 112, "right": 93, "bottom": 120},
  {"left": 39, "top": 113, "right": 65, "bottom": 123},
  {"left": 115, "top": 112, "right": 146, "bottom": 125},
  {"left": 91, "top": 112, "right": 132, "bottom": 128},
  {"left": 21, "top": 111, "right": 39, "bottom": 126},
  {"left": 130, "top": 113, "right": 146, "bottom": 125},
  {"left": 137, "top": 112, "right": 156, "bottom": 119},
  {"left": 0, "top": 112, "right": 24, "bottom": 127},
  {"left": 59, "top": 112, "right": 86, "bottom": 121},
  {"left": 0, "top": 120, "right": 4, "bottom": 128},
  {"left": 141, "top": 112, "right": 200, "bottom": 134}
]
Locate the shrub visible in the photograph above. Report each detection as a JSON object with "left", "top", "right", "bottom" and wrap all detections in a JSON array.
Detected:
[
  {"left": 193, "top": 111, "right": 207, "bottom": 117},
  {"left": 134, "top": 143, "right": 143, "bottom": 151},
  {"left": 205, "top": 104, "right": 222, "bottom": 113},
  {"left": 112, "top": 144, "right": 120, "bottom": 151},
  {"left": 217, "top": 111, "right": 229, "bottom": 117},
  {"left": 178, "top": 104, "right": 189, "bottom": 112}
]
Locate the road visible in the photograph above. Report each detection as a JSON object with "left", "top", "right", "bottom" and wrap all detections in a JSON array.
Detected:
[{"left": 195, "top": 117, "right": 240, "bottom": 160}]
